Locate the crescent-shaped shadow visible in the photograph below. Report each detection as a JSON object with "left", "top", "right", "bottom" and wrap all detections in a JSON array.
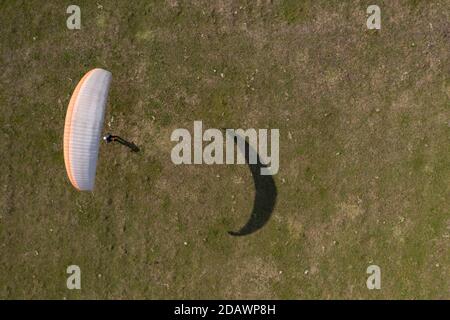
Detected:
[{"left": 227, "top": 133, "right": 277, "bottom": 236}]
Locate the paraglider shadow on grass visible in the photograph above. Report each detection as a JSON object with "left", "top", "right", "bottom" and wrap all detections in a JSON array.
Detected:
[
  {"left": 115, "top": 136, "right": 140, "bottom": 152},
  {"left": 226, "top": 133, "right": 277, "bottom": 237},
  {"left": 104, "top": 134, "right": 140, "bottom": 152}
]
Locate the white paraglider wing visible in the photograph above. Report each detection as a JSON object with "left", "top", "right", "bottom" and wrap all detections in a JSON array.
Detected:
[{"left": 63, "top": 68, "right": 112, "bottom": 191}]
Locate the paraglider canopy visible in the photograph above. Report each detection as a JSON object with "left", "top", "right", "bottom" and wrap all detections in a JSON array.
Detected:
[{"left": 63, "top": 68, "right": 112, "bottom": 191}]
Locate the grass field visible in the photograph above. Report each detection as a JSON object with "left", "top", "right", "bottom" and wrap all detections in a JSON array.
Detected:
[{"left": 0, "top": 0, "right": 449, "bottom": 299}]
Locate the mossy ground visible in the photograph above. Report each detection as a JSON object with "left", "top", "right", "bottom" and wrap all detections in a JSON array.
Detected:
[{"left": 0, "top": 0, "right": 449, "bottom": 299}]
